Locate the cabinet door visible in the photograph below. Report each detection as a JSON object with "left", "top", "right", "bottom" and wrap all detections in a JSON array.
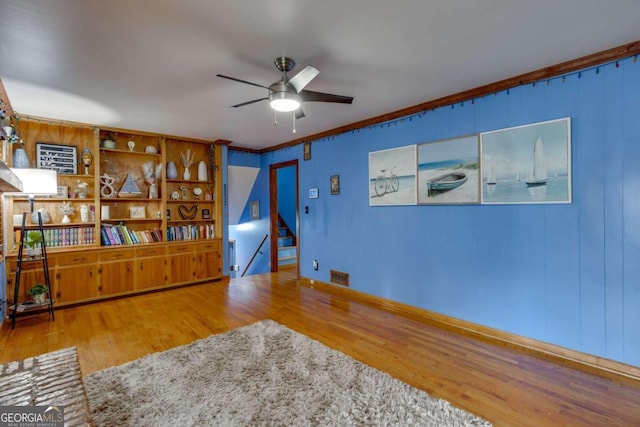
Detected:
[
  {"left": 56, "top": 264, "right": 100, "bottom": 304},
  {"left": 168, "top": 252, "right": 194, "bottom": 284},
  {"left": 7, "top": 266, "right": 46, "bottom": 304},
  {"left": 99, "top": 260, "right": 134, "bottom": 295},
  {"left": 136, "top": 257, "right": 167, "bottom": 290},
  {"left": 194, "top": 250, "right": 221, "bottom": 280}
]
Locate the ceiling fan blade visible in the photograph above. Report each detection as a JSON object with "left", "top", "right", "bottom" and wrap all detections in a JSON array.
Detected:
[
  {"left": 300, "top": 89, "right": 353, "bottom": 104},
  {"left": 231, "top": 97, "right": 269, "bottom": 108},
  {"left": 295, "top": 108, "right": 306, "bottom": 120},
  {"left": 288, "top": 65, "right": 319, "bottom": 93},
  {"left": 216, "top": 74, "right": 270, "bottom": 90}
]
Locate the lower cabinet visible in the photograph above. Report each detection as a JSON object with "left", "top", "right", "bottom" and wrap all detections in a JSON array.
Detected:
[
  {"left": 99, "top": 249, "right": 135, "bottom": 296},
  {"left": 168, "top": 244, "right": 195, "bottom": 285},
  {"left": 135, "top": 246, "right": 167, "bottom": 290},
  {"left": 6, "top": 259, "right": 46, "bottom": 305},
  {"left": 168, "top": 240, "right": 222, "bottom": 284},
  {"left": 194, "top": 241, "right": 222, "bottom": 281},
  {"left": 5, "top": 239, "right": 222, "bottom": 308},
  {"left": 55, "top": 252, "right": 100, "bottom": 303}
]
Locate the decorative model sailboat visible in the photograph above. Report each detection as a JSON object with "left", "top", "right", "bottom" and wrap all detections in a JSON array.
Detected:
[
  {"left": 118, "top": 174, "right": 144, "bottom": 197},
  {"left": 526, "top": 136, "right": 547, "bottom": 187}
]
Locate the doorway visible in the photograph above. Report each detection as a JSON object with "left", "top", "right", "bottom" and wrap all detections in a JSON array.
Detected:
[{"left": 269, "top": 160, "right": 299, "bottom": 277}]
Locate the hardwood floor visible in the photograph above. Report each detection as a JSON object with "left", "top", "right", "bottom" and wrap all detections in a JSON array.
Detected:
[{"left": 1, "top": 271, "right": 639, "bottom": 426}]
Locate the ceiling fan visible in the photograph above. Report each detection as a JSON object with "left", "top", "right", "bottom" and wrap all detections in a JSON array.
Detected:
[{"left": 217, "top": 57, "right": 353, "bottom": 121}]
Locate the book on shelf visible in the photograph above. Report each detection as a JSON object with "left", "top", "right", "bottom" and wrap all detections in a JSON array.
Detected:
[
  {"left": 41, "top": 227, "right": 95, "bottom": 248},
  {"left": 167, "top": 224, "right": 214, "bottom": 242},
  {"left": 100, "top": 224, "right": 163, "bottom": 246}
]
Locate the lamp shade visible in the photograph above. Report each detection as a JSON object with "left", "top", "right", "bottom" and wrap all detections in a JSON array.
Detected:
[
  {"left": 269, "top": 84, "right": 301, "bottom": 112},
  {"left": 270, "top": 98, "right": 300, "bottom": 112},
  {"left": 9, "top": 168, "right": 58, "bottom": 195}
]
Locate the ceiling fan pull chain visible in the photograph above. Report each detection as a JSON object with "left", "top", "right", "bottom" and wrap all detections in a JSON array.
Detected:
[
  {"left": 292, "top": 112, "right": 296, "bottom": 133},
  {"left": 274, "top": 110, "right": 277, "bottom": 126}
]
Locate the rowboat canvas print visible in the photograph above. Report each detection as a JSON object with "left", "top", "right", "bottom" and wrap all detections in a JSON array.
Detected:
[
  {"left": 417, "top": 135, "right": 480, "bottom": 204},
  {"left": 480, "top": 117, "right": 571, "bottom": 204},
  {"left": 369, "top": 145, "right": 417, "bottom": 205}
]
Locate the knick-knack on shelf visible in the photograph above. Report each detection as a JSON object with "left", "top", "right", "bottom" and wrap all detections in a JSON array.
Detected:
[
  {"left": 59, "top": 202, "right": 74, "bottom": 224},
  {"left": 180, "top": 149, "right": 195, "bottom": 181},
  {"left": 167, "top": 161, "right": 178, "bottom": 179},
  {"left": 197, "top": 160, "right": 207, "bottom": 181}
]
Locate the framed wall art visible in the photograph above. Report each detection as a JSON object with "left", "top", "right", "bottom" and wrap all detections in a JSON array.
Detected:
[
  {"left": 418, "top": 135, "right": 480, "bottom": 204},
  {"left": 303, "top": 142, "right": 311, "bottom": 161},
  {"left": 480, "top": 117, "right": 571, "bottom": 204},
  {"left": 36, "top": 142, "right": 78, "bottom": 175},
  {"left": 330, "top": 175, "right": 340, "bottom": 195},
  {"left": 368, "top": 145, "right": 417, "bottom": 206}
]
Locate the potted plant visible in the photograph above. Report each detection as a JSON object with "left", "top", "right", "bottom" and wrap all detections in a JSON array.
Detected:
[
  {"left": 27, "top": 283, "right": 49, "bottom": 304},
  {"left": 23, "top": 230, "right": 43, "bottom": 257}
]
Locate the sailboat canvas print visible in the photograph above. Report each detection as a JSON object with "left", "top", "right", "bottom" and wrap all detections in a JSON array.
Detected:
[{"left": 480, "top": 117, "right": 571, "bottom": 204}]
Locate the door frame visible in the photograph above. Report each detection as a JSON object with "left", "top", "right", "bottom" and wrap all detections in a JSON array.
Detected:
[{"left": 269, "top": 159, "right": 299, "bottom": 277}]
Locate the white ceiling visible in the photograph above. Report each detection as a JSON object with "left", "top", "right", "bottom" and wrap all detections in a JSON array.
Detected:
[{"left": 1, "top": 1, "right": 639, "bottom": 151}]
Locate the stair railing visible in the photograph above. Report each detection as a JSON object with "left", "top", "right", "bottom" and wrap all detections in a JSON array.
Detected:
[{"left": 241, "top": 234, "right": 269, "bottom": 277}]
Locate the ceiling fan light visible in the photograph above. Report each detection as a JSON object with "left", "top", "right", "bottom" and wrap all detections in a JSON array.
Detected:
[
  {"left": 269, "top": 90, "right": 300, "bottom": 112},
  {"left": 270, "top": 98, "right": 300, "bottom": 112}
]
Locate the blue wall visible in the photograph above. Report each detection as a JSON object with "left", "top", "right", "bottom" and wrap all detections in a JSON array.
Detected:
[{"left": 228, "top": 56, "right": 640, "bottom": 367}]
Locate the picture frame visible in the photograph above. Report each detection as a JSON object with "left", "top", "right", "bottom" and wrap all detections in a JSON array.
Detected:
[
  {"left": 368, "top": 145, "right": 417, "bottom": 206},
  {"left": 129, "top": 206, "right": 146, "bottom": 219},
  {"left": 330, "top": 175, "right": 340, "bottom": 195},
  {"left": 36, "top": 142, "right": 78, "bottom": 175},
  {"left": 303, "top": 142, "right": 311, "bottom": 161},
  {"left": 480, "top": 117, "right": 572, "bottom": 204},
  {"left": 418, "top": 135, "right": 480, "bottom": 205},
  {"left": 55, "top": 185, "right": 69, "bottom": 199},
  {"left": 309, "top": 188, "right": 319, "bottom": 199},
  {"left": 250, "top": 200, "right": 260, "bottom": 220},
  {"left": 201, "top": 208, "right": 211, "bottom": 220}
]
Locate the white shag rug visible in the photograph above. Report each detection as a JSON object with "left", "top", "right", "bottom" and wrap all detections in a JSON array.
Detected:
[{"left": 84, "top": 320, "right": 491, "bottom": 426}]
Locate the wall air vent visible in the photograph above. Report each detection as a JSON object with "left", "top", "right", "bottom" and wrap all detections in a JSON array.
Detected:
[{"left": 330, "top": 270, "right": 349, "bottom": 287}]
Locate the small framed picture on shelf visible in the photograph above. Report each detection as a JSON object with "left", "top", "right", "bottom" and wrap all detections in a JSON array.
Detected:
[
  {"left": 36, "top": 142, "right": 78, "bottom": 175},
  {"left": 55, "top": 185, "right": 68, "bottom": 198},
  {"left": 129, "top": 206, "right": 146, "bottom": 219},
  {"left": 201, "top": 208, "right": 211, "bottom": 220}
]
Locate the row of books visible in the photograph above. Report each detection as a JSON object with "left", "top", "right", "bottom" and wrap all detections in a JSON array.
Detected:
[
  {"left": 101, "top": 224, "right": 163, "bottom": 246},
  {"left": 167, "top": 224, "right": 215, "bottom": 241},
  {"left": 15, "top": 227, "right": 96, "bottom": 248}
]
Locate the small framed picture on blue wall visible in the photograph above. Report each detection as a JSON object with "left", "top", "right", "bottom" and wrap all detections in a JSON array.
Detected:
[
  {"left": 304, "top": 142, "right": 311, "bottom": 160},
  {"left": 330, "top": 175, "right": 340, "bottom": 195},
  {"left": 309, "top": 188, "right": 319, "bottom": 199}
]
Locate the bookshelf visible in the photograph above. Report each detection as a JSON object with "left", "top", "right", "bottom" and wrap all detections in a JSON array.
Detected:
[{"left": 3, "top": 117, "right": 224, "bottom": 308}]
